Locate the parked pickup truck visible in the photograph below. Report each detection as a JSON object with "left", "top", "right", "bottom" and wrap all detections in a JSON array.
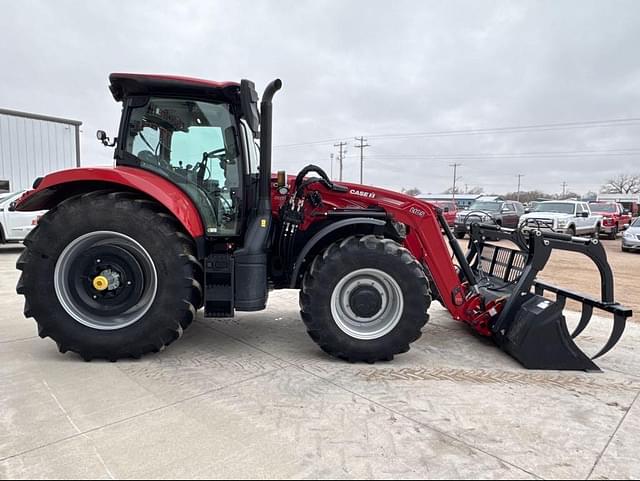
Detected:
[
  {"left": 454, "top": 199, "right": 524, "bottom": 238},
  {"left": 430, "top": 200, "right": 457, "bottom": 227},
  {"left": 519, "top": 200, "right": 601, "bottom": 237},
  {"left": 589, "top": 202, "right": 632, "bottom": 239}
]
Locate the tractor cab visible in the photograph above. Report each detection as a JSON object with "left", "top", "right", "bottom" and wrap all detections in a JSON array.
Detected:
[{"left": 108, "top": 73, "right": 262, "bottom": 238}]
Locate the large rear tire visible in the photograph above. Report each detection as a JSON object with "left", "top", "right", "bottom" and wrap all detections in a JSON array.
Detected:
[
  {"left": 299, "top": 235, "right": 431, "bottom": 362},
  {"left": 16, "top": 191, "right": 203, "bottom": 361}
]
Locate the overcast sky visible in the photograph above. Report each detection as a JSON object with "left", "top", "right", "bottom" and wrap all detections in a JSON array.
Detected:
[{"left": 1, "top": 0, "right": 639, "bottom": 195}]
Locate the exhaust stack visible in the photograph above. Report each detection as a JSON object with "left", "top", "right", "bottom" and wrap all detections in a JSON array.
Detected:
[
  {"left": 233, "top": 79, "right": 282, "bottom": 312},
  {"left": 258, "top": 79, "right": 283, "bottom": 212}
]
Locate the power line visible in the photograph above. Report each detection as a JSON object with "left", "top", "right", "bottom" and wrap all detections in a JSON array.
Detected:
[
  {"left": 329, "top": 153, "right": 334, "bottom": 180},
  {"left": 343, "top": 147, "right": 640, "bottom": 160},
  {"left": 354, "top": 136, "right": 370, "bottom": 184},
  {"left": 450, "top": 163, "right": 462, "bottom": 203},
  {"left": 273, "top": 117, "right": 640, "bottom": 149},
  {"left": 334, "top": 142, "right": 348, "bottom": 181},
  {"left": 516, "top": 174, "right": 524, "bottom": 202}
]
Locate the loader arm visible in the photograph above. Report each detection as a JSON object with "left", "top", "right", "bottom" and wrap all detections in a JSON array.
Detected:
[{"left": 279, "top": 169, "right": 632, "bottom": 371}]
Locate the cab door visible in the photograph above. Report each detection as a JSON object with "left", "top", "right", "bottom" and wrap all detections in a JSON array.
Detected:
[
  {"left": 501, "top": 202, "right": 519, "bottom": 228},
  {"left": 575, "top": 203, "right": 590, "bottom": 233}
]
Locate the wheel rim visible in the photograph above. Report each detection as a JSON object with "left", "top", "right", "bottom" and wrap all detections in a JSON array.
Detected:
[
  {"left": 330, "top": 268, "right": 404, "bottom": 340},
  {"left": 54, "top": 231, "right": 158, "bottom": 330}
]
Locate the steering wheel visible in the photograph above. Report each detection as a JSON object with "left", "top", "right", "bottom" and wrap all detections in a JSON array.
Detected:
[{"left": 138, "top": 150, "right": 172, "bottom": 170}]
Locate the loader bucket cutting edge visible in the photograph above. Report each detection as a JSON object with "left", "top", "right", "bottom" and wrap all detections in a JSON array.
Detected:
[{"left": 465, "top": 223, "right": 632, "bottom": 371}]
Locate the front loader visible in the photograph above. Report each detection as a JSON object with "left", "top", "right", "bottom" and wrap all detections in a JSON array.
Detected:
[{"left": 13, "top": 74, "right": 632, "bottom": 370}]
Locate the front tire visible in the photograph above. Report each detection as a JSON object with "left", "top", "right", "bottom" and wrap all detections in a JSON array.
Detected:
[
  {"left": 299, "top": 235, "right": 431, "bottom": 362},
  {"left": 16, "top": 191, "right": 203, "bottom": 361}
]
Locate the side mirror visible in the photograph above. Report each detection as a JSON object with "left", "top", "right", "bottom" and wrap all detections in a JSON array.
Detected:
[
  {"left": 624, "top": 223, "right": 630, "bottom": 229},
  {"left": 524, "top": 208, "right": 531, "bottom": 214},
  {"left": 443, "top": 207, "right": 450, "bottom": 213},
  {"left": 623, "top": 209, "right": 630, "bottom": 215},
  {"left": 223, "top": 126, "right": 239, "bottom": 161}
]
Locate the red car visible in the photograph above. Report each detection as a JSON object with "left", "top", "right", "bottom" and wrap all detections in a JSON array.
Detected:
[
  {"left": 431, "top": 200, "right": 457, "bottom": 227},
  {"left": 589, "top": 202, "right": 632, "bottom": 239}
]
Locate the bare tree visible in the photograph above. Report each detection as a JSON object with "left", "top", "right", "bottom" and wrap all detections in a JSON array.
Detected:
[
  {"left": 401, "top": 187, "right": 422, "bottom": 196},
  {"left": 443, "top": 185, "right": 483, "bottom": 195},
  {"left": 503, "top": 190, "right": 549, "bottom": 204},
  {"left": 601, "top": 174, "right": 640, "bottom": 194}
]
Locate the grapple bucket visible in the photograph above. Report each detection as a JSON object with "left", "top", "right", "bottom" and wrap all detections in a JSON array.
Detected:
[{"left": 464, "top": 224, "right": 632, "bottom": 371}]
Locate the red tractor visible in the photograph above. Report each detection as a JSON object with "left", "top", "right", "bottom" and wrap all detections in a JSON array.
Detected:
[{"left": 13, "top": 74, "right": 631, "bottom": 370}]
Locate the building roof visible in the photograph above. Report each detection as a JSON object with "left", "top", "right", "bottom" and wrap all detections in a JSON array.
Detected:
[
  {"left": 0, "top": 108, "right": 82, "bottom": 126},
  {"left": 598, "top": 193, "right": 640, "bottom": 202},
  {"left": 417, "top": 194, "right": 483, "bottom": 200}
]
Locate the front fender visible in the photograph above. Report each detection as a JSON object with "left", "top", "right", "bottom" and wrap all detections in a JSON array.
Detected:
[
  {"left": 14, "top": 166, "right": 204, "bottom": 238},
  {"left": 288, "top": 218, "right": 387, "bottom": 288}
]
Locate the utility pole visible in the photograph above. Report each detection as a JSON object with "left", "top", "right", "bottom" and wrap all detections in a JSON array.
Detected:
[
  {"left": 561, "top": 181, "right": 568, "bottom": 199},
  {"left": 516, "top": 174, "right": 524, "bottom": 202},
  {"left": 449, "top": 163, "right": 462, "bottom": 204},
  {"left": 354, "top": 136, "right": 370, "bottom": 184},
  {"left": 330, "top": 153, "right": 334, "bottom": 180},
  {"left": 334, "top": 142, "right": 347, "bottom": 181}
]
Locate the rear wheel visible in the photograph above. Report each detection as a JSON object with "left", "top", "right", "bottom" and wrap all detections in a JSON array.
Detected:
[
  {"left": 16, "top": 191, "right": 203, "bottom": 361},
  {"left": 567, "top": 226, "right": 576, "bottom": 237},
  {"left": 299, "top": 235, "right": 431, "bottom": 362}
]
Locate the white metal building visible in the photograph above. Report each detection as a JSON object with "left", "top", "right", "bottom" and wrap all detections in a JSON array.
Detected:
[{"left": 0, "top": 108, "right": 81, "bottom": 192}]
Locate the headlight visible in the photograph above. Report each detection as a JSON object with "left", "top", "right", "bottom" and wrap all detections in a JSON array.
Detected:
[
  {"left": 556, "top": 219, "right": 568, "bottom": 228},
  {"left": 624, "top": 231, "right": 635, "bottom": 239},
  {"left": 392, "top": 221, "right": 407, "bottom": 237}
]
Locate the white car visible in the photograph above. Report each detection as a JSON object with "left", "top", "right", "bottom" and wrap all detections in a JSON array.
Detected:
[
  {"left": 0, "top": 192, "right": 46, "bottom": 243},
  {"left": 519, "top": 200, "right": 601, "bottom": 237}
]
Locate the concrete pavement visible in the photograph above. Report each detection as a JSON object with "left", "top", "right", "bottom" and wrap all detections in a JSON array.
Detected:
[{"left": 1, "top": 244, "right": 638, "bottom": 479}]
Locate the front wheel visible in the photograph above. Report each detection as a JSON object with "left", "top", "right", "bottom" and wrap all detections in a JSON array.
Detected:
[
  {"left": 299, "top": 235, "right": 431, "bottom": 362},
  {"left": 16, "top": 192, "right": 203, "bottom": 361}
]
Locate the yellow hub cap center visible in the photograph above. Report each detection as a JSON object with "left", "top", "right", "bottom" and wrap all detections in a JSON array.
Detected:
[{"left": 92, "top": 275, "right": 109, "bottom": 291}]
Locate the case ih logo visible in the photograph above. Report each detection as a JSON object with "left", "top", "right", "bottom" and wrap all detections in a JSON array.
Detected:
[
  {"left": 350, "top": 189, "right": 376, "bottom": 199},
  {"left": 410, "top": 206, "right": 426, "bottom": 217}
]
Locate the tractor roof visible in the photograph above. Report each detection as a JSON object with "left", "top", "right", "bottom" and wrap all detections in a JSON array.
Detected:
[{"left": 108, "top": 73, "right": 240, "bottom": 103}]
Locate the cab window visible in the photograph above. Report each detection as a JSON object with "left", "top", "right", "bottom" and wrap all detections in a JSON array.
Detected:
[{"left": 124, "top": 97, "right": 242, "bottom": 236}]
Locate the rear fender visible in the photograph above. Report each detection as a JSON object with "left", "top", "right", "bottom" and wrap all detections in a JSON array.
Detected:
[{"left": 13, "top": 167, "right": 204, "bottom": 238}]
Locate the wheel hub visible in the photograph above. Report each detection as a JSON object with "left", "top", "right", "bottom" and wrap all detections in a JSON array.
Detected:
[
  {"left": 92, "top": 275, "right": 109, "bottom": 291},
  {"left": 349, "top": 285, "right": 383, "bottom": 318},
  {"left": 330, "top": 268, "right": 404, "bottom": 340},
  {"left": 54, "top": 231, "right": 157, "bottom": 331}
]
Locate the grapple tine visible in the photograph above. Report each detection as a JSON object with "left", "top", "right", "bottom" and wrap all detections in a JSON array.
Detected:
[
  {"left": 571, "top": 304, "right": 593, "bottom": 339},
  {"left": 591, "top": 313, "right": 626, "bottom": 360},
  {"left": 466, "top": 224, "right": 632, "bottom": 371},
  {"left": 556, "top": 294, "right": 567, "bottom": 311}
]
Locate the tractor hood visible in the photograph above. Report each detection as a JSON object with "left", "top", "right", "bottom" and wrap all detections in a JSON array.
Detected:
[{"left": 520, "top": 211, "right": 574, "bottom": 221}]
